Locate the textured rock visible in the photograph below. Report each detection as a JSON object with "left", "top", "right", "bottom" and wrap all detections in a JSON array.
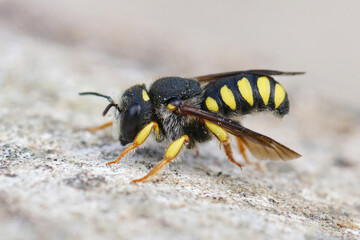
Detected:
[{"left": 0, "top": 2, "right": 359, "bottom": 239}]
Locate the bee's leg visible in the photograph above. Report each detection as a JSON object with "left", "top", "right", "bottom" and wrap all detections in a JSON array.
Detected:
[
  {"left": 106, "top": 121, "right": 160, "bottom": 166},
  {"left": 204, "top": 121, "right": 243, "bottom": 169},
  {"left": 236, "top": 137, "right": 263, "bottom": 169},
  {"left": 193, "top": 148, "right": 199, "bottom": 158},
  {"left": 131, "top": 135, "right": 189, "bottom": 183},
  {"left": 86, "top": 121, "right": 112, "bottom": 132},
  {"left": 235, "top": 137, "right": 250, "bottom": 164}
]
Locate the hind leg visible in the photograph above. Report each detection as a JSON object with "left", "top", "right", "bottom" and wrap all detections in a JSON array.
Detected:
[
  {"left": 236, "top": 137, "right": 264, "bottom": 169},
  {"left": 204, "top": 121, "right": 243, "bottom": 169}
]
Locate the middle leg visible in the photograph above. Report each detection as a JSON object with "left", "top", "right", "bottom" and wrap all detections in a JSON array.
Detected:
[{"left": 131, "top": 135, "right": 189, "bottom": 183}]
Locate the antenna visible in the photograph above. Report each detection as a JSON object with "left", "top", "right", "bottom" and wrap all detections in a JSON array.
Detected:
[
  {"left": 79, "top": 92, "right": 114, "bottom": 103},
  {"left": 79, "top": 92, "right": 120, "bottom": 116}
]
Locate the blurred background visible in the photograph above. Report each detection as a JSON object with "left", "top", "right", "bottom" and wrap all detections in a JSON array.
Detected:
[
  {"left": 1, "top": 0, "right": 359, "bottom": 97},
  {"left": 0, "top": 0, "right": 359, "bottom": 239}
]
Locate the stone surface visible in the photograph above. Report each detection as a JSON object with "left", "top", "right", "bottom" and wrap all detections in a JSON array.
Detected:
[{"left": 0, "top": 2, "right": 359, "bottom": 240}]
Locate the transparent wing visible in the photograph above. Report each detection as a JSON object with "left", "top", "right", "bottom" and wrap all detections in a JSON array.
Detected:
[
  {"left": 192, "top": 70, "right": 305, "bottom": 82},
  {"left": 176, "top": 102, "right": 301, "bottom": 161}
]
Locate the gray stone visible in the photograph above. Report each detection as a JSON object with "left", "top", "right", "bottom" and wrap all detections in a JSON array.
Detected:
[{"left": 0, "top": 2, "right": 359, "bottom": 239}]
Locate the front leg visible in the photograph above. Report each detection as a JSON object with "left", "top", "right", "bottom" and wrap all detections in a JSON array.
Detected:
[{"left": 106, "top": 121, "right": 160, "bottom": 166}]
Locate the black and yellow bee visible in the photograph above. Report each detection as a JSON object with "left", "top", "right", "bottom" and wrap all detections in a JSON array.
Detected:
[{"left": 80, "top": 69, "right": 303, "bottom": 183}]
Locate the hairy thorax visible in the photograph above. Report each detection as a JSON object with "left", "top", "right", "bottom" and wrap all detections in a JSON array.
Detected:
[{"left": 155, "top": 94, "right": 211, "bottom": 148}]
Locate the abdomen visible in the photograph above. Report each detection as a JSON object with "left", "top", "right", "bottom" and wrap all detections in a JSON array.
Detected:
[{"left": 202, "top": 73, "right": 289, "bottom": 117}]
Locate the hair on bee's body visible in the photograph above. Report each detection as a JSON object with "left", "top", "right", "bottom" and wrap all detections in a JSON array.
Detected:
[
  {"left": 148, "top": 77, "right": 211, "bottom": 148},
  {"left": 80, "top": 69, "right": 303, "bottom": 183}
]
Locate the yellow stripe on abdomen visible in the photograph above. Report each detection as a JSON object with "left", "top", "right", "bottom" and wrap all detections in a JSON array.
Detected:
[
  {"left": 220, "top": 85, "right": 236, "bottom": 110},
  {"left": 274, "top": 83, "right": 286, "bottom": 109},
  {"left": 257, "top": 77, "right": 271, "bottom": 105},
  {"left": 237, "top": 77, "right": 254, "bottom": 106},
  {"left": 205, "top": 97, "right": 219, "bottom": 112}
]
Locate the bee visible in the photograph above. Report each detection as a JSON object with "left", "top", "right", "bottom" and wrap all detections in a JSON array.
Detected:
[{"left": 80, "top": 69, "right": 303, "bottom": 183}]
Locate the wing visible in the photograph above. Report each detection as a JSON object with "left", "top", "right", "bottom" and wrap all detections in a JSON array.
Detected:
[
  {"left": 175, "top": 102, "right": 301, "bottom": 161},
  {"left": 193, "top": 69, "right": 305, "bottom": 82}
]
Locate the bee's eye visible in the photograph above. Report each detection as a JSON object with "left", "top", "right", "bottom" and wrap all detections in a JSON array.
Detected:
[{"left": 120, "top": 103, "right": 141, "bottom": 145}]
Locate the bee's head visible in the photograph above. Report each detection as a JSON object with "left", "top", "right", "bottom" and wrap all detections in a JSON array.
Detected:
[{"left": 80, "top": 84, "right": 153, "bottom": 146}]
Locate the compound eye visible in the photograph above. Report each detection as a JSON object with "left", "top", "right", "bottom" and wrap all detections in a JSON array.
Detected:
[{"left": 120, "top": 103, "right": 141, "bottom": 145}]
